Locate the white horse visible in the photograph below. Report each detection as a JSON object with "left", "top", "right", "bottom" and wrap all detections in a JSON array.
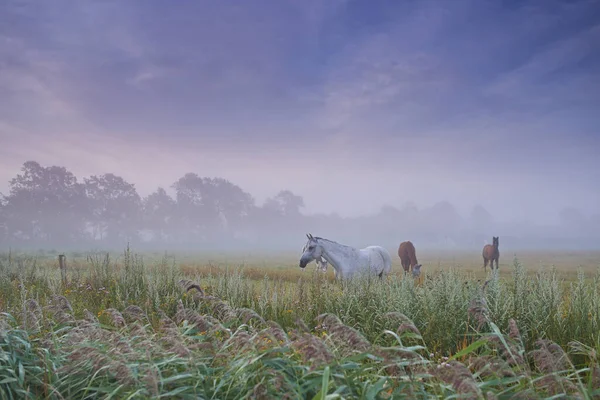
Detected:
[
  {"left": 301, "top": 242, "right": 329, "bottom": 273},
  {"left": 299, "top": 234, "right": 392, "bottom": 280}
]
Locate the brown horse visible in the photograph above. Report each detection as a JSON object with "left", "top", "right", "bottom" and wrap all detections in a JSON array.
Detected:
[
  {"left": 398, "top": 241, "right": 422, "bottom": 277},
  {"left": 482, "top": 236, "right": 499, "bottom": 271}
]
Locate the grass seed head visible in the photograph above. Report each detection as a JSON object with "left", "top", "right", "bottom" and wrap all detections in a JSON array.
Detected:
[
  {"left": 123, "top": 305, "right": 147, "bottom": 323},
  {"left": 382, "top": 312, "right": 421, "bottom": 337},
  {"left": 104, "top": 308, "right": 126, "bottom": 328},
  {"left": 177, "top": 278, "right": 205, "bottom": 295},
  {"left": 530, "top": 339, "right": 569, "bottom": 374},
  {"left": 431, "top": 360, "right": 483, "bottom": 399},
  {"left": 237, "top": 307, "right": 266, "bottom": 326},
  {"left": 83, "top": 309, "right": 99, "bottom": 324},
  {"left": 290, "top": 332, "right": 334, "bottom": 370}
]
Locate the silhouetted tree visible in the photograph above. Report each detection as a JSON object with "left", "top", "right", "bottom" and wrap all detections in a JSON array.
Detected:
[
  {"left": 171, "top": 174, "right": 255, "bottom": 242},
  {"left": 84, "top": 173, "right": 142, "bottom": 244},
  {"left": 1, "top": 161, "right": 88, "bottom": 245},
  {"left": 142, "top": 187, "right": 176, "bottom": 242},
  {"left": 202, "top": 177, "right": 255, "bottom": 234},
  {"left": 171, "top": 173, "right": 217, "bottom": 241},
  {"left": 1, "top": 159, "right": 598, "bottom": 251},
  {"left": 0, "top": 194, "right": 7, "bottom": 244},
  {"left": 263, "top": 190, "right": 305, "bottom": 217},
  {"left": 470, "top": 205, "right": 493, "bottom": 233},
  {"left": 421, "top": 201, "right": 462, "bottom": 242}
]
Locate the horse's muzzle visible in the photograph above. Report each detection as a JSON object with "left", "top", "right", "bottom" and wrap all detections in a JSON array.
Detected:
[{"left": 299, "top": 255, "right": 311, "bottom": 269}]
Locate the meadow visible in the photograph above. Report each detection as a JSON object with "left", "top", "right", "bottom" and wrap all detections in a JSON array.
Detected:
[{"left": 1, "top": 246, "right": 599, "bottom": 399}]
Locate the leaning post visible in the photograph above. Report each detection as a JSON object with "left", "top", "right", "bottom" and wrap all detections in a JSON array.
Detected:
[{"left": 58, "top": 254, "right": 68, "bottom": 286}]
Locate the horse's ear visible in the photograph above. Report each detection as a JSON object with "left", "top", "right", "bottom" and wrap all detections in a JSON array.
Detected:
[{"left": 306, "top": 233, "right": 310, "bottom": 240}]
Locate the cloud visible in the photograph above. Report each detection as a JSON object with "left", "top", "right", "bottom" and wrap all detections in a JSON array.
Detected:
[
  {"left": 0, "top": 0, "right": 599, "bottom": 222},
  {"left": 484, "top": 23, "right": 600, "bottom": 109}
]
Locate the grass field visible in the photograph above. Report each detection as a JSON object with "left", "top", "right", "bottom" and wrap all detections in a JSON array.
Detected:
[
  {"left": 156, "top": 248, "right": 600, "bottom": 282},
  {"left": 1, "top": 246, "right": 599, "bottom": 398}
]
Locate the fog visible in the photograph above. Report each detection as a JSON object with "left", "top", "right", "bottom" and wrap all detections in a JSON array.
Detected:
[
  {"left": 1, "top": 1, "right": 599, "bottom": 253},
  {"left": 0, "top": 160, "right": 598, "bottom": 254}
]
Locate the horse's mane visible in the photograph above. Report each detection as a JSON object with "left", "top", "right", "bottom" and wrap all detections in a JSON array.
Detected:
[{"left": 314, "top": 236, "right": 355, "bottom": 251}]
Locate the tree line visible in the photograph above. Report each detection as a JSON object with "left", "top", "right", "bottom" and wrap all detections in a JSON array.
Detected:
[{"left": 0, "top": 161, "right": 597, "bottom": 251}]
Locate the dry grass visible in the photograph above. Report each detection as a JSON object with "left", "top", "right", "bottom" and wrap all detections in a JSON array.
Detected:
[
  {"left": 1, "top": 246, "right": 599, "bottom": 398},
  {"left": 174, "top": 248, "right": 600, "bottom": 283}
]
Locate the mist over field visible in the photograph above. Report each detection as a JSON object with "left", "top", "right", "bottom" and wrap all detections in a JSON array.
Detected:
[{"left": 0, "top": 160, "right": 599, "bottom": 254}]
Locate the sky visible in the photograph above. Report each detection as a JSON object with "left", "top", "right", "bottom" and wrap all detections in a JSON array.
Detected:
[{"left": 1, "top": 0, "right": 599, "bottom": 224}]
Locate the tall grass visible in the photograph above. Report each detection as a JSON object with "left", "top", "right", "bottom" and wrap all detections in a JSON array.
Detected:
[{"left": 0, "top": 247, "right": 599, "bottom": 398}]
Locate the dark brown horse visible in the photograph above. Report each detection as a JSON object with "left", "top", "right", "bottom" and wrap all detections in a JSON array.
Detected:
[
  {"left": 398, "top": 241, "right": 422, "bottom": 277},
  {"left": 482, "top": 236, "right": 499, "bottom": 271}
]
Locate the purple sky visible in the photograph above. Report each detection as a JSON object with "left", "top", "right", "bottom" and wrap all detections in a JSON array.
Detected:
[{"left": 1, "top": 0, "right": 599, "bottom": 223}]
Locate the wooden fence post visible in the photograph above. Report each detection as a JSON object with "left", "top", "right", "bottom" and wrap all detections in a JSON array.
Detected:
[{"left": 59, "top": 254, "right": 67, "bottom": 286}]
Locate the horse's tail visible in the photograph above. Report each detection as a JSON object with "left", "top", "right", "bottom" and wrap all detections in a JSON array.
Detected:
[{"left": 377, "top": 246, "right": 393, "bottom": 275}]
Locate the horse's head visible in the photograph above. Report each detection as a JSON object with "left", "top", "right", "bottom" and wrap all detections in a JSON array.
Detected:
[
  {"left": 493, "top": 236, "right": 499, "bottom": 248},
  {"left": 412, "top": 264, "right": 422, "bottom": 278},
  {"left": 300, "top": 233, "right": 323, "bottom": 269}
]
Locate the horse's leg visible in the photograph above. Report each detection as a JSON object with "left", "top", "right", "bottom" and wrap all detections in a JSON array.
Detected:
[{"left": 483, "top": 257, "right": 488, "bottom": 272}]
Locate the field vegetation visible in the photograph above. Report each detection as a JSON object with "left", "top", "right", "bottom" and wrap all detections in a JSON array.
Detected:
[{"left": 1, "top": 246, "right": 599, "bottom": 399}]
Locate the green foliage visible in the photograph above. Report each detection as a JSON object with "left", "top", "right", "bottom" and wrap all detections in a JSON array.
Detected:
[{"left": 1, "top": 249, "right": 600, "bottom": 398}]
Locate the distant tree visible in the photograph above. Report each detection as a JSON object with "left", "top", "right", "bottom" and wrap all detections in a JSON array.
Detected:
[
  {"left": 263, "top": 190, "right": 305, "bottom": 217},
  {"left": 0, "top": 194, "right": 7, "bottom": 244},
  {"left": 84, "top": 173, "right": 142, "bottom": 243},
  {"left": 371, "top": 205, "right": 403, "bottom": 241},
  {"left": 171, "top": 174, "right": 255, "bottom": 241},
  {"left": 171, "top": 173, "right": 217, "bottom": 240},
  {"left": 256, "top": 190, "right": 306, "bottom": 245},
  {"left": 470, "top": 205, "right": 493, "bottom": 232},
  {"left": 1, "top": 161, "right": 88, "bottom": 245},
  {"left": 203, "top": 177, "right": 255, "bottom": 233},
  {"left": 379, "top": 205, "right": 402, "bottom": 219},
  {"left": 421, "top": 201, "right": 462, "bottom": 241},
  {"left": 142, "top": 187, "right": 176, "bottom": 241}
]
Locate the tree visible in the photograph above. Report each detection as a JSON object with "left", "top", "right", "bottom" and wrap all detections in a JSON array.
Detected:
[
  {"left": 142, "top": 187, "right": 176, "bottom": 241},
  {"left": 421, "top": 201, "right": 462, "bottom": 241},
  {"left": 0, "top": 194, "right": 7, "bottom": 244},
  {"left": 171, "top": 174, "right": 255, "bottom": 241},
  {"left": 84, "top": 173, "right": 142, "bottom": 243},
  {"left": 1, "top": 161, "right": 88, "bottom": 245},
  {"left": 263, "top": 190, "right": 305, "bottom": 217},
  {"left": 171, "top": 173, "right": 216, "bottom": 240},
  {"left": 470, "top": 205, "right": 493, "bottom": 233},
  {"left": 202, "top": 177, "right": 255, "bottom": 232}
]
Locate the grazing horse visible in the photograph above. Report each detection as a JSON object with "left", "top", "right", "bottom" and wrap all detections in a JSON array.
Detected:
[
  {"left": 299, "top": 234, "right": 392, "bottom": 281},
  {"left": 397, "top": 240, "right": 422, "bottom": 278},
  {"left": 482, "top": 236, "right": 500, "bottom": 271}
]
